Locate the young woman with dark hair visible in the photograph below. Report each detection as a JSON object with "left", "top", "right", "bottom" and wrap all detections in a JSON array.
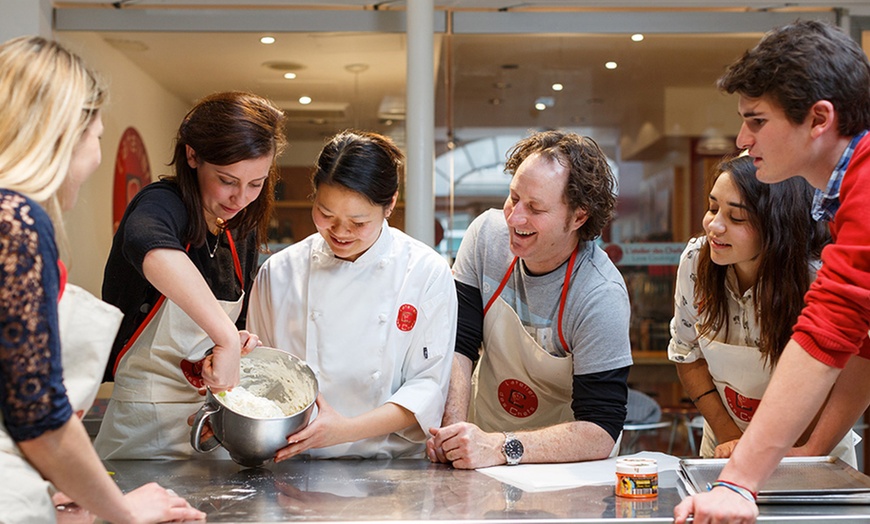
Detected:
[
  {"left": 95, "top": 91, "right": 287, "bottom": 460},
  {"left": 668, "top": 154, "right": 854, "bottom": 463}
]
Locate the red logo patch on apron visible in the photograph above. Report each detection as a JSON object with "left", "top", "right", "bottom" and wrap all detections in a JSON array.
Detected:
[
  {"left": 498, "top": 379, "right": 539, "bottom": 418},
  {"left": 724, "top": 385, "right": 761, "bottom": 423},
  {"left": 180, "top": 358, "right": 205, "bottom": 389},
  {"left": 396, "top": 304, "right": 417, "bottom": 332}
]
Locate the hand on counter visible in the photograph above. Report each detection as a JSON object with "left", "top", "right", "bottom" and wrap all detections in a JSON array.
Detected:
[
  {"left": 123, "top": 483, "right": 206, "bottom": 524},
  {"left": 673, "top": 487, "right": 758, "bottom": 524},
  {"left": 427, "top": 423, "right": 504, "bottom": 469},
  {"left": 714, "top": 438, "right": 740, "bottom": 458}
]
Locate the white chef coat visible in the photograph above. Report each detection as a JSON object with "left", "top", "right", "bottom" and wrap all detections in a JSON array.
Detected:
[{"left": 247, "top": 221, "right": 457, "bottom": 458}]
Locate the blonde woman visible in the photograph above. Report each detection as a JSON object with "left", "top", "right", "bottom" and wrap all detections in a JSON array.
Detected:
[{"left": 0, "top": 36, "right": 203, "bottom": 523}]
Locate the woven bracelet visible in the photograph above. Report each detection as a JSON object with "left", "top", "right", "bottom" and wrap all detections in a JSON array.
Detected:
[{"left": 706, "top": 480, "right": 758, "bottom": 503}]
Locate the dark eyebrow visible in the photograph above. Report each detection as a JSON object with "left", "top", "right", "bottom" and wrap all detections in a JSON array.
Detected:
[{"left": 709, "top": 193, "right": 749, "bottom": 210}]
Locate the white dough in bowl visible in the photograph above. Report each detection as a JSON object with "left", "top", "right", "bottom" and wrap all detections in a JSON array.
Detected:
[{"left": 218, "top": 386, "right": 285, "bottom": 419}]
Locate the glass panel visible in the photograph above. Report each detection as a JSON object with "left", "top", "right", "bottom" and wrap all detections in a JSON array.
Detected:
[{"left": 437, "top": 31, "right": 762, "bottom": 359}]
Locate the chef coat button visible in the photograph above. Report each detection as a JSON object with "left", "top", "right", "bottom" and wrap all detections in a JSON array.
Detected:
[
  {"left": 310, "top": 311, "right": 319, "bottom": 320},
  {"left": 139, "top": 303, "right": 150, "bottom": 313},
  {"left": 378, "top": 259, "right": 388, "bottom": 269},
  {"left": 372, "top": 371, "right": 381, "bottom": 380},
  {"left": 378, "top": 313, "right": 388, "bottom": 323}
]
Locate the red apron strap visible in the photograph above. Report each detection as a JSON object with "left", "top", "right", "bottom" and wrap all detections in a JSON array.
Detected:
[
  {"left": 483, "top": 257, "right": 519, "bottom": 315},
  {"left": 111, "top": 233, "right": 246, "bottom": 376},
  {"left": 57, "top": 260, "right": 68, "bottom": 302},
  {"left": 226, "top": 230, "right": 243, "bottom": 285},
  {"left": 557, "top": 243, "right": 580, "bottom": 354},
  {"left": 112, "top": 293, "right": 167, "bottom": 377}
]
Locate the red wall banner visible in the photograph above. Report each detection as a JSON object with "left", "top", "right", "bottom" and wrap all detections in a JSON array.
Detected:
[{"left": 112, "top": 127, "right": 151, "bottom": 233}]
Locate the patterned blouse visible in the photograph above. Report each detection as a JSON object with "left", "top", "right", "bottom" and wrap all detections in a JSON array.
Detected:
[
  {"left": 0, "top": 189, "right": 71, "bottom": 442},
  {"left": 667, "top": 236, "right": 761, "bottom": 364}
]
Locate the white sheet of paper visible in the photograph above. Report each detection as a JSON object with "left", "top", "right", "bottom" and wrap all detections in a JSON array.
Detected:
[{"left": 476, "top": 451, "right": 681, "bottom": 492}]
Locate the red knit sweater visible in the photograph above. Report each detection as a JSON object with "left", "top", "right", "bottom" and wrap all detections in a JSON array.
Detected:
[{"left": 792, "top": 133, "right": 870, "bottom": 368}]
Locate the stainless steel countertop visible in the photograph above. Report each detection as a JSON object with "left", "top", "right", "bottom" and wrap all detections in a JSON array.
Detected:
[{"left": 96, "top": 459, "right": 870, "bottom": 523}]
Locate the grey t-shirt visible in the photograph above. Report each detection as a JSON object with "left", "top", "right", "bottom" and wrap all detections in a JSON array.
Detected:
[{"left": 452, "top": 209, "right": 633, "bottom": 375}]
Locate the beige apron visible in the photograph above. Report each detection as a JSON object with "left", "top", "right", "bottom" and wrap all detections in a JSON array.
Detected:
[
  {"left": 469, "top": 249, "right": 577, "bottom": 432},
  {"left": 0, "top": 264, "right": 123, "bottom": 524},
  {"left": 95, "top": 233, "right": 243, "bottom": 460},
  {"left": 699, "top": 335, "right": 856, "bottom": 466}
]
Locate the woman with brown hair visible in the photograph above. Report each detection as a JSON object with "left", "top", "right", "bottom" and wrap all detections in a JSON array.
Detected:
[
  {"left": 668, "top": 154, "right": 855, "bottom": 463},
  {"left": 96, "top": 91, "right": 287, "bottom": 460}
]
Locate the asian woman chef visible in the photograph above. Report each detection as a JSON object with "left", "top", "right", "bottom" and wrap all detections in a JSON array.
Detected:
[
  {"left": 247, "top": 131, "right": 457, "bottom": 460},
  {"left": 95, "top": 91, "right": 286, "bottom": 460}
]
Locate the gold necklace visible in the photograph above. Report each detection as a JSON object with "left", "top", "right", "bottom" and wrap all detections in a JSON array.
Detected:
[{"left": 207, "top": 217, "right": 227, "bottom": 258}]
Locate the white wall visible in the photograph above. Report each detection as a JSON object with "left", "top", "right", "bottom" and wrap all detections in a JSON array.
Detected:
[{"left": 55, "top": 32, "right": 189, "bottom": 295}]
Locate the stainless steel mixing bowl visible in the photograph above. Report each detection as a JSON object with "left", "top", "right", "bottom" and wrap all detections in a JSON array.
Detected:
[{"left": 190, "top": 346, "right": 318, "bottom": 467}]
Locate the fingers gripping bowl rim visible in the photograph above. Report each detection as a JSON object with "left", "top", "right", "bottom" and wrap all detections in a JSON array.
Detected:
[{"left": 190, "top": 346, "right": 318, "bottom": 467}]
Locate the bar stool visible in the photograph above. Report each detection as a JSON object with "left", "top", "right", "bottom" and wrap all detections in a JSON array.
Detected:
[{"left": 661, "top": 406, "right": 701, "bottom": 456}]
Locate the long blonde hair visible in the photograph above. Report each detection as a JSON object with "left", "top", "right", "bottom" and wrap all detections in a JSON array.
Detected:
[{"left": 0, "top": 36, "right": 106, "bottom": 221}]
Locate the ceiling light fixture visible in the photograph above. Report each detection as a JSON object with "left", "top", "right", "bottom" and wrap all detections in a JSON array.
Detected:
[
  {"left": 552, "top": 83, "right": 563, "bottom": 91},
  {"left": 631, "top": 34, "right": 644, "bottom": 42},
  {"left": 605, "top": 61, "right": 618, "bottom": 70},
  {"left": 283, "top": 72, "right": 297, "bottom": 80},
  {"left": 534, "top": 96, "right": 554, "bottom": 111},
  {"left": 260, "top": 36, "right": 276, "bottom": 45},
  {"left": 299, "top": 96, "right": 312, "bottom": 105}
]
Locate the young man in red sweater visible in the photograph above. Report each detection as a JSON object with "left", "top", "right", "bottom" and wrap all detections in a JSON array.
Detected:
[{"left": 675, "top": 19, "right": 870, "bottom": 524}]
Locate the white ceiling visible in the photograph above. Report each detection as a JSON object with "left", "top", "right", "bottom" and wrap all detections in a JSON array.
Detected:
[{"left": 53, "top": 1, "right": 865, "bottom": 154}]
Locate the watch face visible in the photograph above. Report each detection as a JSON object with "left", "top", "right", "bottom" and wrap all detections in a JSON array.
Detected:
[{"left": 504, "top": 438, "right": 524, "bottom": 460}]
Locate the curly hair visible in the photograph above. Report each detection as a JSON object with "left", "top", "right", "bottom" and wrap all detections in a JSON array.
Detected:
[
  {"left": 695, "top": 155, "right": 829, "bottom": 367},
  {"left": 718, "top": 19, "right": 870, "bottom": 136},
  {"left": 504, "top": 130, "right": 616, "bottom": 241}
]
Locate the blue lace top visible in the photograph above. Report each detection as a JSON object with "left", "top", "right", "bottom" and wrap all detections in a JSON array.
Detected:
[{"left": 0, "top": 189, "right": 71, "bottom": 442}]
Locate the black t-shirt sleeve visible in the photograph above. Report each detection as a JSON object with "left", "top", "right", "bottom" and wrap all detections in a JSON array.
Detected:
[
  {"left": 121, "top": 184, "right": 189, "bottom": 275},
  {"left": 455, "top": 280, "right": 484, "bottom": 363},
  {"left": 571, "top": 366, "right": 630, "bottom": 441}
]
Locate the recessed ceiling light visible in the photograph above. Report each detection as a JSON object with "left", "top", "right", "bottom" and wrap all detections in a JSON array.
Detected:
[
  {"left": 605, "top": 61, "right": 618, "bottom": 70},
  {"left": 552, "top": 83, "right": 563, "bottom": 91},
  {"left": 631, "top": 34, "right": 644, "bottom": 42},
  {"left": 299, "top": 96, "right": 312, "bottom": 105},
  {"left": 260, "top": 36, "right": 276, "bottom": 45},
  {"left": 534, "top": 96, "right": 554, "bottom": 111},
  {"left": 283, "top": 72, "right": 297, "bottom": 80}
]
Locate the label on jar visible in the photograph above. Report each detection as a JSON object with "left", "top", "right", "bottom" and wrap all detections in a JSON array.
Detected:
[{"left": 615, "top": 458, "right": 658, "bottom": 498}]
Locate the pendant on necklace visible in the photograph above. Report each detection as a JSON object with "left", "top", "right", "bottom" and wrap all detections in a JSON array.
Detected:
[{"left": 208, "top": 217, "right": 227, "bottom": 258}]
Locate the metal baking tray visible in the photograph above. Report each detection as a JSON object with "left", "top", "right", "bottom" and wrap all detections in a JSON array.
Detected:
[{"left": 680, "top": 457, "right": 870, "bottom": 504}]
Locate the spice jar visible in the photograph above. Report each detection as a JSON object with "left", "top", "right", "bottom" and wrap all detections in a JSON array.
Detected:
[{"left": 614, "top": 457, "right": 658, "bottom": 498}]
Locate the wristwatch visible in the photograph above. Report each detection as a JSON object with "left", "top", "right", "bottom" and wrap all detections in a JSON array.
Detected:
[{"left": 502, "top": 431, "right": 524, "bottom": 465}]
